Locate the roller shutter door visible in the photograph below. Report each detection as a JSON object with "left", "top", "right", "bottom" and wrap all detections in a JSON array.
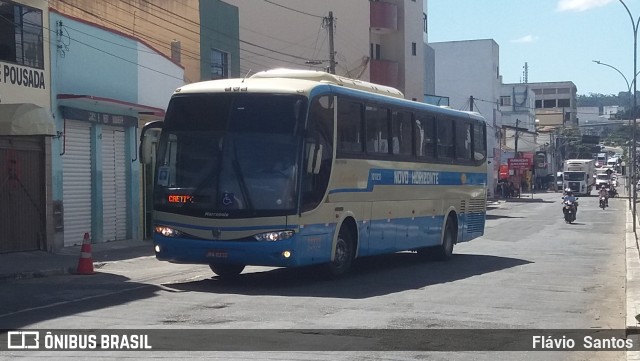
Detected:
[
  {"left": 102, "top": 126, "right": 127, "bottom": 241},
  {"left": 62, "top": 121, "right": 92, "bottom": 246},
  {"left": 0, "top": 136, "right": 45, "bottom": 252}
]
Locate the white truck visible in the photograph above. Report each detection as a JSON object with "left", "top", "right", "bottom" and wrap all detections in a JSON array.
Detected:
[{"left": 563, "top": 159, "right": 596, "bottom": 195}]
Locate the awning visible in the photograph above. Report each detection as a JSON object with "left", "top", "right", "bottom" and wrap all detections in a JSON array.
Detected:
[
  {"left": 0, "top": 103, "right": 56, "bottom": 136},
  {"left": 57, "top": 94, "right": 165, "bottom": 117}
]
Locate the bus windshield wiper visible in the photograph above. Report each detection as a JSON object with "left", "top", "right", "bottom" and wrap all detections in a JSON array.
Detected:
[{"left": 231, "top": 140, "right": 253, "bottom": 210}]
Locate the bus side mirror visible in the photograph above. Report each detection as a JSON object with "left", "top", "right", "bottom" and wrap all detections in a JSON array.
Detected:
[
  {"left": 139, "top": 121, "right": 163, "bottom": 165},
  {"left": 306, "top": 143, "right": 323, "bottom": 174}
]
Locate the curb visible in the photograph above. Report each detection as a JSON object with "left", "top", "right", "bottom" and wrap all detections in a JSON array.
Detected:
[
  {"left": 0, "top": 266, "right": 76, "bottom": 282},
  {"left": 627, "top": 207, "right": 640, "bottom": 361}
]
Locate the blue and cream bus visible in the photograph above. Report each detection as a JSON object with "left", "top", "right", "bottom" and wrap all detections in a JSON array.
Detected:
[{"left": 140, "top": 68, "right": 488, "bottom": 278}]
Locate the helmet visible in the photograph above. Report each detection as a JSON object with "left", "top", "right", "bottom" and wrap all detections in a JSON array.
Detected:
[{"left": 565, "top": 188, "right": 571, "bottom": 193}]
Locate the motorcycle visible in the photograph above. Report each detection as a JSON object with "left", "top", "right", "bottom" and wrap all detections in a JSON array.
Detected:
[
  {"left": 562, "top": 198, "right": 578, "bottom": 223},
  {"left": 599, "top": 196, "right": 607, "bottom": 210},
  {"left": 608, "top": 188, "right": 618, "bottom": 198}
]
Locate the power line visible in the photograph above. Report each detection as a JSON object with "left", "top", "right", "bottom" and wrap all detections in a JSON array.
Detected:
[
  {"left": 53, "top": 0, "right": 315, "bottom": 72},
  {"left": 262, "top": 0, "right": 323, "bottom": 18}
]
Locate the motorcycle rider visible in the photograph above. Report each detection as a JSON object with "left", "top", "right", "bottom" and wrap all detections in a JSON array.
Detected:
[
  {"left": 562, "top": 188, "right": 578, "bottom": 217},
  {"left": 598, "top": 184, "right": 609, "bottom": 207}
]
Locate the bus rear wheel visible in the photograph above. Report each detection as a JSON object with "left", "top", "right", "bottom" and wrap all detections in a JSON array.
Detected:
[
  {"left": 209, "top": 264, "right": 245, "bottom": 278},
  {"left": 326, "top": 228, "right": 354, "bottom": 278}
]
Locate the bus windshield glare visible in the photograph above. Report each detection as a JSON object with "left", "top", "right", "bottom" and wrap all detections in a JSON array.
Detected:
[{"left": 154, "top": 93, "right": 307, "bottom": 218}]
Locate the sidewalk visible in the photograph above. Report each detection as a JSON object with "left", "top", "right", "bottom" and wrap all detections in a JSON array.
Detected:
[
  {"left": 0, "top": 238, "right": 154, "bottom": 281},
  {"left": 628, "top": 200, "right": 640, "bottom": 360}
]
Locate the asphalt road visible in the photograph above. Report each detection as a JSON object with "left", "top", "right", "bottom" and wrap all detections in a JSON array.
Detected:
[{"left": 0, "top": 191, "right": 627, "bottom": 360}]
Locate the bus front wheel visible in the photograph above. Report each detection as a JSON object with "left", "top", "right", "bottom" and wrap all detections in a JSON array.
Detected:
[
  {"left": 416, "top": 219, "right": 455, "bottom": 261},
  {"left": 433, "top": 220, "right": 455, "bottom": 261},
  {"left": 326, "top": 228, "right": 354, "bottom": 278},
  {"left": 209, "top": 264, "right": 245, "bottom": 278}
]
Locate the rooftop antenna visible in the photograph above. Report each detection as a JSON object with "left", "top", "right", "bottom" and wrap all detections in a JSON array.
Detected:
[{"left": 522, "top": 62, "right": 529, "bottom": 83}]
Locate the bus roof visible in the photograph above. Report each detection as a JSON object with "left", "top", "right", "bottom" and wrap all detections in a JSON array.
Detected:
[
  {"left": 172, "top": 68, "right": 485, "bottom": 123},
  {"left": 174, "top": 68, "right": 405, "bottom": 99}
]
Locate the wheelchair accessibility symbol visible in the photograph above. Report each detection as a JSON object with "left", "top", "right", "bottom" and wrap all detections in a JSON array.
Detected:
[{"left": 222, "top": 192, "right": 234, "bottom": 206}]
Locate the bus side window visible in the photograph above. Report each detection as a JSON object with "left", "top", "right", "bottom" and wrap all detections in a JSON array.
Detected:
[
  {"left": 302, "top": 95, "right": 334, "bottom": 213},
  {"left": 473, "top": 122, "right": 487, "bottom": 161},
  {"left": 391, "top": 110, "right": 413, "bottom": 156},
  {"left": 436, "top": 117, "right": 454, "bottom": 160},
  {"left": 337, "top": 100, "right": 363, "bottom": 154},
  {"left": 365, "top": 105, "right": 390, "bottom": 154},
  {"left": 455, "top": 120, "right": 472, "bottom": 161},
  {"left": 415, "top": 114, "right": 435, "bottom": 159}
]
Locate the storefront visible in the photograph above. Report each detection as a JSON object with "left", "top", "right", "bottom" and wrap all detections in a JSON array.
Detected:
[
  {"left": 49, "top": 11, "right": 182, "bottom": 249},
  {"left": 56, "top": 105, "right": 141, "bottom": 246},
  {"left": 0, "top": 0, "right": 55, "bottom": 252},
  {"left": 0, "top": 104, "right": 55, "bottom": 252}
]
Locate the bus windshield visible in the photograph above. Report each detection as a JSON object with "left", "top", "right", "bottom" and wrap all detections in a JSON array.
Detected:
[{"left": 154, "top": 93, "right": 306, "bottom": 218}]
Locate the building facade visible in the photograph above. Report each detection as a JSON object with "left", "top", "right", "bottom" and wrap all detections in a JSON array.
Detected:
[
  {"left": 430, "top": 39, "right": 502, "bottom": 195},
  {"left": 500, "top": 83, "right": 537, "bottom": 152},
  {"left": 529, "top": 81, "right": 578, "bottom": 127},
  {"left": 0, "top": 0, "right": 56, "bottom": 253},
  {"left": 45, "top": 0, "right": 240, "bottom": 245},
  {"left": 224, "top": 0, "right": 429, "bottom": 101},
  {"left": 49, "top": 11, "right": 183, "bottom": 249},
  {"left": 47, "top": 0, "right": 240, "bottom": 83}
]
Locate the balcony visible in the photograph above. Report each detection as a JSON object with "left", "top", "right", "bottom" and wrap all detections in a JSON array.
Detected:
[
  {"left": 370, "top": 59, "right": 399, "bottom": 89},
  {"left": 370, "top": 1, "right": 397, "bottom": 34}
]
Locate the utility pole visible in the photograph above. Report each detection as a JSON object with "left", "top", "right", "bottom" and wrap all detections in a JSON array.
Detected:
[
  {"left": 550, "top": 131, "right": 557, "bottom": 192},
  {"left": 514, "top": 118, "right": 520, "bottom": 156},
  {"left": 325, "top": 11, "right": 336, "bottom": 74}
]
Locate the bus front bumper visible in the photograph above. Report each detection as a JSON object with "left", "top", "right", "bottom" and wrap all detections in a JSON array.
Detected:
[{"left": 153, "top": 235, "right": 309, "bottom": 268}]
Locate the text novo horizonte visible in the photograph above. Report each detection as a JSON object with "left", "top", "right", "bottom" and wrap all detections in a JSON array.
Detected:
[{"left": 393, "top": 170, "right": 439, "bottom": 185}]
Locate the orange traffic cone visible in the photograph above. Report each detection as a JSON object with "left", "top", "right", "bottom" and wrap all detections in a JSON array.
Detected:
[{"left": 76, "top": 232, "right": 94, "bottom": 275}]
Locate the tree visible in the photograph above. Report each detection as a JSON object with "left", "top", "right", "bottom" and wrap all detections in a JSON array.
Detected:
[{"left": 557, "top": 127, "right": 594, "bottom": 158}]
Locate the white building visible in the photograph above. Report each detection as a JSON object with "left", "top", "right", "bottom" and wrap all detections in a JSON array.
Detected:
[
  {"left": 223, "top": 0, "right": 431, "bottom": 101},
  {"left": 430, "top": 39, "right": 502, "bottom": 194},
  {"left": 603, "top": 105, "right": 622, "bottom": 119}
]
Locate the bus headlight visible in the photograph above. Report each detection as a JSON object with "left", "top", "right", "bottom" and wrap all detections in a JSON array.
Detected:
[
  {"left": 253, "top": 230, "right": 294, "bottom": 242},
  {"left": 154, "top": 225, "right": 184, "bottom": 238}
]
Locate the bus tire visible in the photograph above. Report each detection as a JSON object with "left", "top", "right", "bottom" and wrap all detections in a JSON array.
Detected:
[
  {"left": 433, "top": 218, "right": 456, "bottom": 261},
  {"left": 209, "top": 264, "right": 245, "bottom": 278},
  {"left": 326, "top": 227, "right": 354, "bottom": 278}
]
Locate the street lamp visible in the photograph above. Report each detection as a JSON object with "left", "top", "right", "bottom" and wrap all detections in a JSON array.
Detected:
[
  {"left": 592, "top": 60, "right": 634, "bottom": 205},
  {"left": 592, "top": 60, "right": 640, "bottom": 111},
  {"left": 618, "top": 0, "right": 640, "bottom": 232},
  {"left": 592, "top": 60, "right": 631, "bottom": 92}
]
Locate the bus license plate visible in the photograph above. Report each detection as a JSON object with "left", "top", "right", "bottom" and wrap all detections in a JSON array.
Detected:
[{"left": 206, "top": 250, "right": 228, "bottom": 258}]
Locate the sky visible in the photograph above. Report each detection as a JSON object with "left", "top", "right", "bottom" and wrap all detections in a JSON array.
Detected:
[{"left": 428, "top": 0, "right": 640, "bottom": 96}]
